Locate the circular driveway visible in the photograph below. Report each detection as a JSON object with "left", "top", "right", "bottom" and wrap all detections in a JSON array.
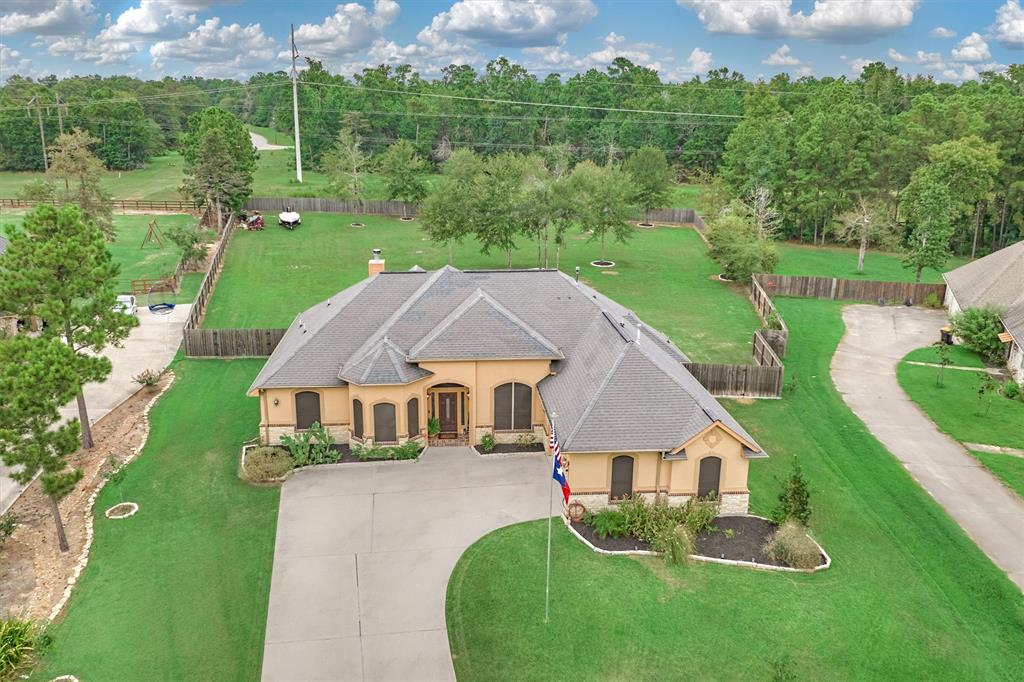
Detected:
[{"left": 260, "top": 446, "right": 557, "bottom": 681}]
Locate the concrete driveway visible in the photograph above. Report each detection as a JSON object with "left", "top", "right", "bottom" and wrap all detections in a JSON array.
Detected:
[
  {"left": 262, "top": 446, "right": 557, "bottom": 682},
  {"left": 832, "top": 305, "right": 1024, "bottom": 590},
  {"left": 1, "top": 303, "right": 190, "bottom": 514}
]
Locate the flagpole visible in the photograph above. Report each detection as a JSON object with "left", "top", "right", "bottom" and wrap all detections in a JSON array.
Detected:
[{"left": 545, "top": 417, "right": 554, "bottom": 625}]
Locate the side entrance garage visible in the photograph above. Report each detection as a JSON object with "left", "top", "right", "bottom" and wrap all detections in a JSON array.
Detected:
[{"left": 261, "top": 446, "right": 557, "bottom": 681}]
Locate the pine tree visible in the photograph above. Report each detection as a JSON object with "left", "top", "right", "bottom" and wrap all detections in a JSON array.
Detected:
[
  {"left": 181, "top": 127, "right": 250, "bottom": 232},
  {"left": 47, "top": 128, "right": 115, "bottom": 241},
  {"left": 772, "top": 461, "right": 812, "bottom": 525}
]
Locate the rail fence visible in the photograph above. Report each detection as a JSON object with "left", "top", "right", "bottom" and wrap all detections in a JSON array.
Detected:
[
  {"left": 0, "top": 197, "right": 198, "bottom": 212},
  {"left": 756, "top": 274, "right": 946, "bottom": 305},
  {"left": 182, "top": 213, "right": 239, "bottom": 357}
]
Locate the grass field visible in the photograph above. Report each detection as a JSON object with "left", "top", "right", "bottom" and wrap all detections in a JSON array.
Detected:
[
  {"left": 896, "top": 360, "right": 1024, "bottom": 451},
  {"left": 902, "top": 344, "right": 987, "bottom": 367},
  {"left": 776, "top": 242, "right": 969, "bottom": 284},
  {"left": 203, "top": 215, "right": 760, "bottom": 364},
  {"left": 447, "top": 297, "right": 1024, "bottom": 681},
  {"left": 36, "top": 358, "right": 278, "bottom": 681},
  {"left": 972, "top": 450, "right": 1024, "bottom": 500},
  {"left": 0, "top": 154, "right": 189, "bottom": 202}
]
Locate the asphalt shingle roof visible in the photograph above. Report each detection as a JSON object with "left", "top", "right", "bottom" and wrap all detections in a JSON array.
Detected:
[
  {"left": 249, "top": 267, "right": 764, "bottom": 455},
  {"left": 944, "top": 240, "right": 1024, "bottom": 344}
]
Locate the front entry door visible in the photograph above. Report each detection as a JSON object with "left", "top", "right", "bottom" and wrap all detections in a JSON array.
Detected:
[{"left": 439, "top": 392, "right": 458, "bottom": 433}]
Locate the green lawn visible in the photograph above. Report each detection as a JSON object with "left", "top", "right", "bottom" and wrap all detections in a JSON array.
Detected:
[
  {"left": 776, "top": 242, "right": 969, "bottom": 284},
  {"left": 903, "top": 344, "right": 987, "bottom": 368},
  {"left": 0, "top": 154, "right": 189, "bottom": 201},
  {"left": 204, "top": 215, "right": 760, "bottom": 364},
  {"left": 36, "top": 358, "right": 278, "bottom": 681},
  {"left": 447, "top": 297, "right": 1024, "bottom": 681},
  {"left": 972, "top": 450, "right": 1024, "bottom": 500},
  {"left": 896, "top": 360, "right": 1024, "bottom": 450}
]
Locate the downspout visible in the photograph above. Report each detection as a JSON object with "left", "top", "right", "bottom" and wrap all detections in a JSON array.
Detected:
[{"left": 260, "top": 389, "right": 270, "bottom": 444}]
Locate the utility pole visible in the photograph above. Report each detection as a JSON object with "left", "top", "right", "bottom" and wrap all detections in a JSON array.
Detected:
[
  {"left": 290, "top": 24, "right": 303, "bottom": 183},
  {"left": 55, "top": 94, "right": 65, "bottom": 136},
  {"left": 28, "top": 96, "right": 48, "bottom": 171}
]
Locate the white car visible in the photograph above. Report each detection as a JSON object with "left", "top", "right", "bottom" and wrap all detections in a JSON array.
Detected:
[{"left": 115, "top": 294, "right": 138, "bottom": 316}]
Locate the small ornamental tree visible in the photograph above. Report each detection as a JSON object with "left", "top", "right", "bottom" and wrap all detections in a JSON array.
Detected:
[
  {"left": 321, "top": 127, "right": 368, "bottom": 204},
  {"left": 569, "top": 160, "right": 635, "bottom": 265},
  {"left": 624, "top": 146, "right": 672, "bottom": 224},
  {"left": 707, "top": 213, "right": 779, "bottom": 283},
  {"left": 977, "top": 372, "right": 1000, "bottom": 417},
  {"left": 0, "top": 336, "right": 85, "bottom": 552},
  {"left": 379, "top": 140, "right": 427, "bottom": 216},
  {"left": 771, "top": 460, "right": 811, "bottom": 526},
  {"left": 0, "top": 205, "right": 138, "bottom": 449},
  {"left": 932, "top": 339, "right": 952, "bottom": 387},
  {"left": 420, "top": 149, "right": 484, "bottom": 263},
  {"left": 952, "top": 306, "right": 1007, "bottom": 365}
]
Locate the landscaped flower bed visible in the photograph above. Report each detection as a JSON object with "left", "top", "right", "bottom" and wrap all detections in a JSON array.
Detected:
[{"left": 472, "top": 443, "right": 545, "bottom": 455}]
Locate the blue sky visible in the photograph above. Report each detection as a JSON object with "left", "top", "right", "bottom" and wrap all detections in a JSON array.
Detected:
[{"left": 2, "top": 1, "right": 1023, "bottom": 83}]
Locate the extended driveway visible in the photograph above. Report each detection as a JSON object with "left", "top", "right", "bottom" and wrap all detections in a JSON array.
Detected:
[
  {"left": 262, "top": 446, "right": 557, "bottom": 681},
  {"left": 832, "top": 305, "right": 1024, "bottom": 590}
]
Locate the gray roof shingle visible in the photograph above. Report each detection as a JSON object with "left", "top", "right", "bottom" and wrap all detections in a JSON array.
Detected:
[
  {"left": 944, "top": 240, "right": 1024, "bottom": 344},
  {"left": 249, "top": 267, "right": 764, "bottom": 455}
]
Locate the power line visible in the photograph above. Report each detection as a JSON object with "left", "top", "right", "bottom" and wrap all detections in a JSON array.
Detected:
[{"left": 0, "top": 82, "right": 289, "bottom": 113}]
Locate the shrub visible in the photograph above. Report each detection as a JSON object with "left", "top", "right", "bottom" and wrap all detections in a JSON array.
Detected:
[
  {"left": 0, "top": 619, "right": 47, "bottom": 679},
  {"left": 1002, "top": 380, "right": 1020, "bottom": 401},
  {"left": 771, "top": 461, "right": 812, "bottom": 525},
  {"left": 0, "top": 513, "right": 16, "bottom": 545},
  {"left": 392, "top": 441, "right": 422, "bottom": 460},
  {"left": 619, "top": 494, "right": 678, "bottom": 543},
  {"left": 588, "top": 508, "right": 630, "bottom": 539},
  {"left": 427, "top": 417, "right": 441, "bottom": 437},
  {"left": 244, "top": 447, "right": 293, "bottom": 482},
  {"left": 133, "top": 369, "right": 161, "bottom": 387},
  {"left": 515, "top": 431, "right": 537, "bottom": 448},
  {"left": 683, "top": 493, "right": 720, "bottom": 535},
  {"left": 951, "top": 306, "right": 1007, "bottom": 364},
  {"left": 353, "top": 443, "right": 389, "bottom": 461},
  {"left": 921, "top": 292, "right": 942, "bottom": 309},
  {"left": 763, "top": 521, "right": 821, "bottom": 569},
  {"left": 306, "top": 422, "right": 336, "bottom": 464},
  {"left": 707, "top": 213, "right": 778, "bottom": 283},
  {"left": 656, "top": 524, "right": 694, "bottom": 565},
  {"left": 279, "top": 430, "right": 312, "bottom": 466},
  {"left": 480, "top": 432, "right": 496, "bottom": 453}
]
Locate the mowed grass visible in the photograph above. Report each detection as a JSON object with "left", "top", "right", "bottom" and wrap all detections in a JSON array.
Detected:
[
  {"left": 903, "top": 344, "right": 987, "bottom": 368},
  {"left": 203, "top": 214, "right": 760, "bottom": 363},
  {"left": 0, "top": 154, "right": 189, "bottom": 201},
  {"left": 972, "top": 450, "right": 1024, "bottom": 500},
  {"left": 36, "top": 358, "right": 279, "bottom": 681},
  {"left": 896, "top": 359, "right": 1024, "bottom": 451},
  {"left": 776, "top": 242, "right": 969, "bottom": 284},
  {"left": 0, "top": 212, "right": 200, "bottom": 297},
  {"left": 447, "top": 298, "right": 1024, "bottom": 681}
]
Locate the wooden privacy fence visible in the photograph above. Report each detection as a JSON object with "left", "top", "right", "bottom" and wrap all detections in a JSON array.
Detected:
[
  {"left": 756, "top": 274, "right": 946, "bottom": 304},
  {"left": 0, "top": 198, "right": 198, "bottom": 212},
  {"left": 181, "top": 214, "right": 239, "bottom": 357},
  {"left": 183, "top": 327, "right": 287, "bottom": 358},
  {"left": 750, "top": 275, "right": 790, "bottom": 357},
  {"left": 683, "top": 362, "right": 784, "bottom": 399},
  {"left": 245, "top": 197, "right": 419, "bottom": 217},
  {"left": 640, "top": 207, "right": 699, "bottom": 224}
]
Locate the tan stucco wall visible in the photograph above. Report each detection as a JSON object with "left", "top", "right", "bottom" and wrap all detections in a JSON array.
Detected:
[
  {"left": 561, "top": 424, "right": 751, "bottom": 503},
  {"left": 256, "top": 358, "right": 552, "bottom": 444}
]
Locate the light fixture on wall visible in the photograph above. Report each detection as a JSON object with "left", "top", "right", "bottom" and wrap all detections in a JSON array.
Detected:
[{"left": 273, "top": 398, "right": 280, "bottom": 406}]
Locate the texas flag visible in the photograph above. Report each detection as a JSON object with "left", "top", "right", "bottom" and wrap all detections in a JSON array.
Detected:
[{"left": 550, "top": 424, "right": 570, "bottom": 504}]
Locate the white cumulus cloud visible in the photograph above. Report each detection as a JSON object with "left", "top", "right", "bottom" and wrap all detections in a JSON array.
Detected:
[
  {"left": 289, "top": 1, "right": 400, "bottom": 59},
  {"left": 151, "top": 18, "right": 280, "bottom": 78},
  {"left": 678, "top": 0, "right": 917, "bottom": 42},
  {"left": 762, "top": 44, "right": 800, "bottom": 65},
  {"left": 0, "top": 44, "right": 33, "bottom": 79},
  {"left": 930, "top": 26, "right": 956, "bottom": 38},
  {"left": 992, "top": 0, "right": 1024, "bottom": 47},
  {"left": 951, "top": 32, "right": 991, "bottom": 62},
  {"left": 421, "top": 0, "right": 597, "bottom": 48},
  {"left": 0, "top": 0, "right": 96, "bottom": 36}
]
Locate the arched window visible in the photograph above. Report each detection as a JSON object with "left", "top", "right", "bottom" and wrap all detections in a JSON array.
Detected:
[
  {"left": 407, "top": 398, "right": 420, "bottom": 438},
  {"left": 493, "top": 382, "right": 533, "bottom": 430},
  {"left": 373, "top": 403, "right": 397, "bottom": 443},
  {"left": 698, "top": 456, "right": 722, "bottom": 499},
  {"left": 610, "top": 455, "right": 634, "bottom": 501},
  {"left": 295, "top": 391, "right": 321, "bottom": 430},
  {"left": 352, "top": 399, "right": 364, "bottom": 439}
]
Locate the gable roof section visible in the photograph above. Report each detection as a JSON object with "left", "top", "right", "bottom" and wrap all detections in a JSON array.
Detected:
[
  {"left": 339, "top": 337, "right": 433, "bottom": 385},
  {"left": 408, "top": 288, "right": 563, "bottom": 361},
  {"left": 944, "top": 240, "right": 1024, "bottom": 348}
]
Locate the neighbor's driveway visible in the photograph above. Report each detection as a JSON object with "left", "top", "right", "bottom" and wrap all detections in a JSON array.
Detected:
[
  {"left": 0, "top": 304, "right": 190, "bottom": 515},
  {"left": 261, "top": 446, "right": 557, "bottom": 681},
  {"left": 832, "top": 305, "right": 1024, "bottom": 590}
]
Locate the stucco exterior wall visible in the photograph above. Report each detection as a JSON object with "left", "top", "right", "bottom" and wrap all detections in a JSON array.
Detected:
[
  {"left": 562, "top": 424, "right": 751, "bottom": 514},
  {"left": 256, "top": 358, "right": 552, "bottom": 445},
  {"left": 1009, "top": 340, "right": 1024, "bottom": 384}
]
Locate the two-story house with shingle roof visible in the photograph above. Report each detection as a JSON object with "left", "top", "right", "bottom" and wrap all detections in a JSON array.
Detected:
[{"left": 248, "top": 253, "right": 767, "bottom": 513}]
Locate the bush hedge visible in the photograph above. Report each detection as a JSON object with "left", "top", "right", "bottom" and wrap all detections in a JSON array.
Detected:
[{"left": 243, "top": 447, "right": 293, "bottom": 482}]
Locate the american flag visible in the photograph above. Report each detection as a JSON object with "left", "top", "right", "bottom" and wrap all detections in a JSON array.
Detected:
[{"left": 550, "top": 423, "right": 570, "bottom": 504}]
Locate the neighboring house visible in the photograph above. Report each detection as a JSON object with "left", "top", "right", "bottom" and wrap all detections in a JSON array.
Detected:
[
  {"left": 943, "top": 239, "right": 1024, "bottom": 382},
  {"left": 249, "top": 254, "right": 767, "bottom": 514}
]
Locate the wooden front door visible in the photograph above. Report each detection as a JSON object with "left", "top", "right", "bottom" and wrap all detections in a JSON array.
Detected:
[
  {"left": 698, "top": 456, "right": 722, "bottom": 498},
  {"left": 438, "top": 392, "right": 458, "bottom": 433}
]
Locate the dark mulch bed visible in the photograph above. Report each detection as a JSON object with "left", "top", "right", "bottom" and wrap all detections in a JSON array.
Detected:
[
  {"left": 320, "top": 443, "right": 419, "bottom": 463},
  {"left": 573, "top": 515, "right": 826, "bottom": 568},
  {"left": 571, "top": 520, "right": 652, "bottom": 552},
  {"left": 473, "top": 443, "right": 545, "bottom": 455}
]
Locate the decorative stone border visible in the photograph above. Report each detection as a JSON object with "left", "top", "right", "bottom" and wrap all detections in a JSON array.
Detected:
[
  {"left": 350, "top": 222, "right": 365, "bottom": 228},
  {"left": 50, "top": 675, "right": 79, "bottom": 682},
  {"left": 590, "top": 260, "right": 616, "bottom": 268},
  {"left": 399, "top": 216, "right": 415, "bottom": 222},
  {"left": 48, "top": 373, "right": 176, "bottom": 623},
  {"left": 474, "top": 448, "right": 546, "bottom": 460},
  {"left": 563, "top": 514, "right": 832, "bottom": 573},
  {"left": 717, "top": 273, "right": 734, "bottom": 282},
  {"left": 104, "top": 502, "right": 139, "bottom": 519}
]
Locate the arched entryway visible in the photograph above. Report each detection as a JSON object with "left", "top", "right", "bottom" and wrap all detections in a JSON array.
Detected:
[
  {"left": 698, "top": 456, "right": 722, "bottom": 499},
  {"left": 427, "top": 383, "right": 469, "bottom": 443},
  {"left": 610, "top": 455, "right": 634, "bottom": 501},
  {"left": 295, "top": 391, "right": 321, "bottom": 430}
]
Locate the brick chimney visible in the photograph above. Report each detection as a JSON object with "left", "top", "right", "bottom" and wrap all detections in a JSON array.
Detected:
[{"left": 368, "top": 248, "right": 385, "bottom": 277}]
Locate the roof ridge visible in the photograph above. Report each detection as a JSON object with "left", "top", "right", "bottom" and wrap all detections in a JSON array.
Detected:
[{"left": 562, "top": 342, "right": 631, "bottom": 448}]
